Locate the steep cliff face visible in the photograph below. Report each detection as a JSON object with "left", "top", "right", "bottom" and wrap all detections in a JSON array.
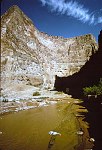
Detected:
[
  {"left": 55, "top": 30, "right": 102, "bottom": 97},
  {"left": 1, "top": 5, "right": 98, "bottom": 92}
]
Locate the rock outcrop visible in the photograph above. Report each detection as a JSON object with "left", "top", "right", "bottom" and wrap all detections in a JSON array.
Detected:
[
  {"left": 55, "top": 30, "right": 102, "bottom": 97},
  {"left": 1, "top": 5, "right": 98, "bottom": 96}
]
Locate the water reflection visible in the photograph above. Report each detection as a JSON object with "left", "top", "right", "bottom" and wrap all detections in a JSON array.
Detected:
[
  {"left": 80, "top": 96, "right": 102, "bottom": 150},
  {"left": 0, "top": 100, "right": 93, "bottom": 150},
  {"left": 47, "top": 135, "right": 57, "bottom": 150}
]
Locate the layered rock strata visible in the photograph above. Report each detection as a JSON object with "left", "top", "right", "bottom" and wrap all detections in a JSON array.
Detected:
[{"left": 1, "top": 5, "right": 98, "bottom": 93}]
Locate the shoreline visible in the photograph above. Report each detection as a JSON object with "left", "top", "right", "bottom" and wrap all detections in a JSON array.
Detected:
[
  {"left": 0, "top": 96, "right": 94, "bottom": 149},
  {"left": 0, "top": 90, "right": 72, "bottom": 115}
]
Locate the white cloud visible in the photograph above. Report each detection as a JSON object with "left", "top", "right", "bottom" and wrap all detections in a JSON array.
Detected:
[
  {"left": 98, "top": 17, "right": 102, "bottom": 23},
  {"left": 40, "top": 0, "right": 46, "bottom": 6},
  {"left": 39, "top": 0, "right": 102, "bottom": 25}
]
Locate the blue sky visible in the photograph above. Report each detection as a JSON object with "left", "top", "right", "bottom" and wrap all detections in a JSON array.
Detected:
[{"left": 1, "top": 0, "right": 102, "bottom": 41}]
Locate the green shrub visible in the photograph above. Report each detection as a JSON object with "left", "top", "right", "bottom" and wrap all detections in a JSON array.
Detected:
[
  {"left": 83, "top": 78, "right": 102, "bottom": 96},
  {"left": 2, "top": 99, "right": 8, "bottom": 102},
  {"left": 55, "top": 91, "right": 64, "bottom": 94},
  {"left": 33, "top": 91, "right": 40, "bottom": 96}
]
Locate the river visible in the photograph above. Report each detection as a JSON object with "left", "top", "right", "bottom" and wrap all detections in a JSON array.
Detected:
[{"left": 0, "top": 99, "right": 93, "bottom": 150}]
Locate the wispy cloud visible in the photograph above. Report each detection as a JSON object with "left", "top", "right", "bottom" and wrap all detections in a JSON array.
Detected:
[
  {"left": 98, "top": 17, "right": 102, "bottom": 23},
  {"left": 39, "top": 0, "right": 102, "bottom": 25}
]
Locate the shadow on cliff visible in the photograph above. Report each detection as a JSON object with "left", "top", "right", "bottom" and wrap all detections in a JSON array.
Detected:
[
  {"left": 54, "top": 31, "right": 102, "bottom": 150},
  {"left": 54, "top": 31, "right": 102, "bottom": 98}
]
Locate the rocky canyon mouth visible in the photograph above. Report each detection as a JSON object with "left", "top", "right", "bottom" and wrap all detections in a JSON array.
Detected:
[
  {"left": 1, "top": 5, "right": 98, "bottom": 100},
  {"left": 0, "top": 5, "right": 102, "bottom": 150}
]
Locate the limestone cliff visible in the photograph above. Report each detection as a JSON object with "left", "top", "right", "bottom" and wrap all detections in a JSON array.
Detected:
[{"left": 1, "top": 5, "right": 98, "bottom": 93}]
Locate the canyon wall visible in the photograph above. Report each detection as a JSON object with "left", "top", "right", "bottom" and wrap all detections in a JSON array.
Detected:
[
  {"left": 55, "top": 30, "right": 102, "bottom": 97},
  {"left": 1, "top": 5, "right": 98, "bottom": 91}
]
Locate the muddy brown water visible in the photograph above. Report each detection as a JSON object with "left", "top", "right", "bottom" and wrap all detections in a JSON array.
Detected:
[{"left": 0, "top": 100, "right": 93, "bottom": 150}]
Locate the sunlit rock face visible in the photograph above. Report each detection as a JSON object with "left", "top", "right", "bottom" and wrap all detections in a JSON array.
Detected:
[{"left": 1, "top": 5, "right": 98, "bottom": 90}]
